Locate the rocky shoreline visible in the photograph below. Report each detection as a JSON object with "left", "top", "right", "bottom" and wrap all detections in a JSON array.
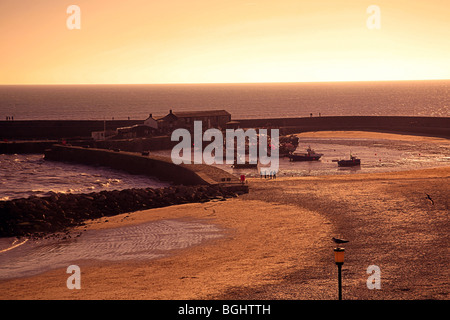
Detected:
[{"left": 0, "top": 184, "right": 248, "bottom": 238}]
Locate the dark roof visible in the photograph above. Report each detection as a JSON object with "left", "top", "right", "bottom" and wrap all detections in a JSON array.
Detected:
[
  {"left": 173, "top": 110, "right": 230, "bottom": 117},
  {"left": 161, "top": 113, "right": 178, "bottom": 122},
  {"left": 164, "top": 110, "right": 230, "bottom": 119}
]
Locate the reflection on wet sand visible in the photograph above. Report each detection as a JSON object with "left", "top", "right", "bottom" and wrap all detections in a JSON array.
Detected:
[{"left": 0, "top": 219, "right": 223, "bottom": 280}]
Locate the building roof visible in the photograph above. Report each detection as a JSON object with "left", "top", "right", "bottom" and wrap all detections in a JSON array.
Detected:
[
  {"left": 145, "top": 114, "right": 157, "bottom": 120},
  {"left": 174, "top": 110, "right": 230, "bottom": 117},
  {"left": 162, "top": 110, "right": 230, "bottom": 121}
]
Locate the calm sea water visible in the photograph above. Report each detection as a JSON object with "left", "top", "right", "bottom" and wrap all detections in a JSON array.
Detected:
[{"left": 0, "top": 80, "right": 449, "bottom": 120}]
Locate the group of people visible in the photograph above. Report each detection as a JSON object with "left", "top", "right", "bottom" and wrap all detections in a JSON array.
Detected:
[
  {"left": 260, "top": 171, "right": 277, "bottom": 179},
  {"left": 5, "top": 116, "right": 14, "bottom": 121}
]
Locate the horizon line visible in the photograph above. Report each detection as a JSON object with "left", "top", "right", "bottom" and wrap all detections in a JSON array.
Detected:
[{"left": 1, "top": 78, "right": 449, "bottom": 86}]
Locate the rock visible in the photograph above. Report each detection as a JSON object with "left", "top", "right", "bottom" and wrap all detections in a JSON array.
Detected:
[{"left": 0, "top": 183, "right": 246, "bottom": 238}]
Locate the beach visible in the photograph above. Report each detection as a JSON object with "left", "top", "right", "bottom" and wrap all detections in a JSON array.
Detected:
[
  {"left": 0, "top": 132, "right": 449, "bottom": 300},
  {"left": 296, "top": 130, "right": 450, "bottom": 142}
]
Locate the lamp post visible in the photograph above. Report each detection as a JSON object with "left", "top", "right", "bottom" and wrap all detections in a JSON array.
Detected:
[{"left": 334, "top": 247, "right": 345, "bottom": 300}]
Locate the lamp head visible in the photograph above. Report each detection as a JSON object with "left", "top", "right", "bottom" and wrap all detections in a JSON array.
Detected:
[{"left": 334, "top": 247, "right": 345, "bottom": 264}]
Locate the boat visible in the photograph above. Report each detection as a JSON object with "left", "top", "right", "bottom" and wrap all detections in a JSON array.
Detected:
[
  {"left": 337, "top": 155, "right": 361, "bottom": 167},
  {"left": 289, "top": 146, "right": 323, "bottom": 161}
]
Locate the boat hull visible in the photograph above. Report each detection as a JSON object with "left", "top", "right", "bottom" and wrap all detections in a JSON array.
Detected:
[
  {"left": 289, "top": 155, "right": 322, "bottom": 161},
  {"left": 338, "top": 159, "right": 361, "bottom": 167}
]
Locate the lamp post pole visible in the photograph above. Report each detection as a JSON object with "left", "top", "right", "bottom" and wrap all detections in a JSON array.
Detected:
[{"left": 337, "top": 262, "right": 343, "bottom": 300}]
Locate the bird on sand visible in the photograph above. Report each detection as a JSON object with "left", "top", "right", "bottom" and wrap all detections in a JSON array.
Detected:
[
  {"left": 425, "top": 193, "right": 434, "bottom": 205},
  {"left": 332, "top": 237, "right": 349, "bottom": 245}
]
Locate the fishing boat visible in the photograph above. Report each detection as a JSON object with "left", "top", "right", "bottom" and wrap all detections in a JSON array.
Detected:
[
  {"left": 289, "top": 146, "right": 323, "bottom": 161},
  {"left": 337, "top": 155, "right": 361, "bottom": 167}
]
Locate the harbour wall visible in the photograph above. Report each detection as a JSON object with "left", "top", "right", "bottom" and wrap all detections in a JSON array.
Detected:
[
  {"left": 44, "top": 145, "right": 241, "bottom": 186},
  {"left": 1, "top": 116, "right": 449, "bottom": 141},
  {"left": 235, "top": 116, "right": 450, "bottom": 137},
  {"left": 0, "top": 119, "right": 141, "bottom": 140},
  {"left": 0, "top": 136, "right": 176, "bottom": 154},
  {"left": 1, "top": 116, "right": 448, "bottom": 154},
  {"left": 0, "top": 140, "right": 58, "bottom": 154}
]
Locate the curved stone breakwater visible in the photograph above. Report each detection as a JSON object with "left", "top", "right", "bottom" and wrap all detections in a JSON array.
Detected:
[{"left": 0, "top": 184, "right": 248, "bottom": 238}]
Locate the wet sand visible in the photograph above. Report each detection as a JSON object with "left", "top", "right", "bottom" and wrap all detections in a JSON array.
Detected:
[
  {"left": 296, "top": 130, "right": 450, "bottom": 143},
  {"left": 0, "top": 219, "right": 224, "bottom": 280},
  {"left": 0, "top": 132, "right": 449, "bottom": 300}
]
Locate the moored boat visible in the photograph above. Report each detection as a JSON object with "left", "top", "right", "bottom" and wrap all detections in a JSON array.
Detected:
[
  {"left": 289, "top": 146, "right": 323, "bottom": 161},
  {"left": 337, "top": 155, "right": 361, "bottom": 167}
]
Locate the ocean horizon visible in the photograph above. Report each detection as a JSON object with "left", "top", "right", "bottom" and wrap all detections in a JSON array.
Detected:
[{"left": 0, "top": 80, "right": 448, "bottom": 120}]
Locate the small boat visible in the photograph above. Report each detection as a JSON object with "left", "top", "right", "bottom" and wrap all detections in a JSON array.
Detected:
[
  {"left": 289, "top": 146, "right": 323, "bottom": 161},
  {"left": 338, "top": 155, "right": 361, "bottom": 167}
]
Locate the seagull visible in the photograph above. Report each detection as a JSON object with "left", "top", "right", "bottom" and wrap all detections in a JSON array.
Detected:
[
  {"left": 332, "top": 237, "right": 349, "bottom": 245},
  {"left": 425, "top": 193, "right": 434, "bottom": 205}
]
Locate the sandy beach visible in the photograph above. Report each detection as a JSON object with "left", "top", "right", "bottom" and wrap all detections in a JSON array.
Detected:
[{"left": 0, "top": 132, "right": 449, "bottom": 300}]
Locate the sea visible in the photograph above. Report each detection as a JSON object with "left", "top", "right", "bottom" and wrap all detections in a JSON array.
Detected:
[
  {"left": 0, "top": 80, "right": 449, "bottom": 120},
  {"left": 0, "top": 80, "right": 449, "bottom": 200},
  {"left": 0, "top": 154, "right": 171, "bottom": 201}
]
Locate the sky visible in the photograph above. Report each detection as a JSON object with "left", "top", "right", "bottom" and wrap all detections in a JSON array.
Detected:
[{"left": 0, "top": 0, "right": 449, "bottom": 84}]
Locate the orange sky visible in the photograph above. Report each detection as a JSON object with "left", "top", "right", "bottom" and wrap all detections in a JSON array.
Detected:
[{"left": 0, "top": 0, "right": 449, "bottom": 84}]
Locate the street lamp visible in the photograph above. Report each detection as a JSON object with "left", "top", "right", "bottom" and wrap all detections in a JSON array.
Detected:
[{"left": 334, "top": 247, "right": 345, "bottom": 300}]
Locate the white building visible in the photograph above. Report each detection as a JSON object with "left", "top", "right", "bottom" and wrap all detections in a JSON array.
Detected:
[{"left": 91, "top": 130, "right": 116, "bottom": 141}]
